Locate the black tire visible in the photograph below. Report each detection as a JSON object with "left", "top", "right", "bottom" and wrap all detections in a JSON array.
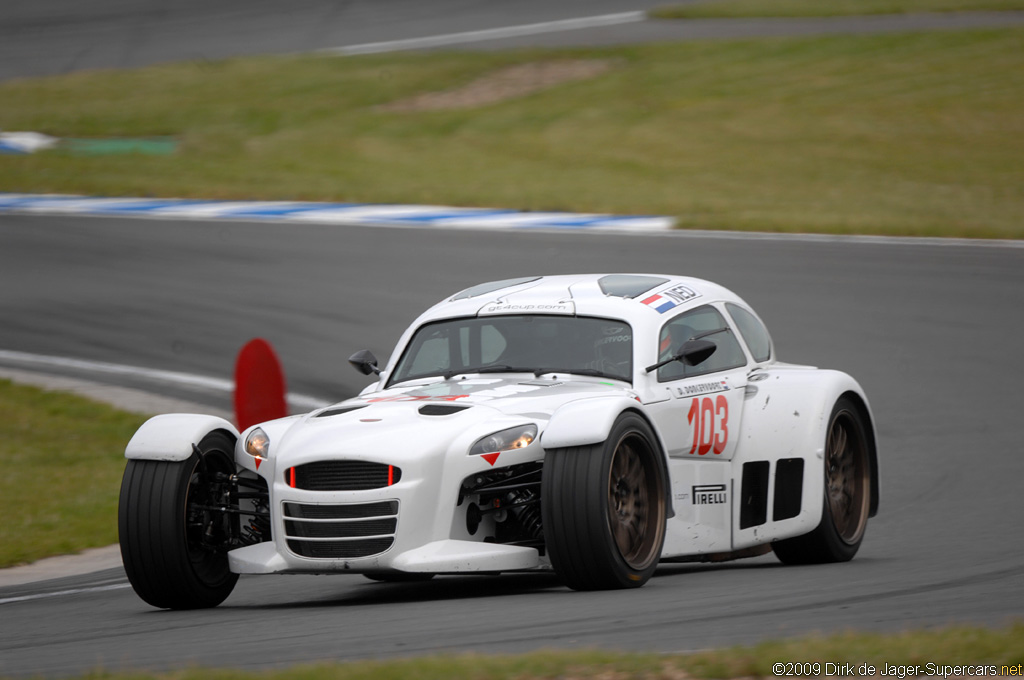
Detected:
[
  {"left": 542, "top": 412, "right": 667, "bottom": 590},
  {"left": 772, "top": 397, "right": 872, "bottom": 564},
  {"left": 118, "top": 431, "right": 240, "bottom": 609}
]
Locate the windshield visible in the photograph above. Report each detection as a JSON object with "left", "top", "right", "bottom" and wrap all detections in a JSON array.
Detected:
[{"left": 389, "top": 315, "right": 633, "bottom": 385}]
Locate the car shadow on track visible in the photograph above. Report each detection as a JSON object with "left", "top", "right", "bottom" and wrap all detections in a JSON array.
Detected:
[
  {"left": 225, "top": 571, "right": 566, "bottom": 610},
  {"left": 223, "top": 558, "right": 802, "bottom": 611}
]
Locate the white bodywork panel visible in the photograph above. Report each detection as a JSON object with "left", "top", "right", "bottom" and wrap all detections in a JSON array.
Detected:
[
  {"left": 127, "top": 274, "right": 876, "bottom": 575},
  {"left": 125, "top": 413, "right": 239, "bottom": 461}
]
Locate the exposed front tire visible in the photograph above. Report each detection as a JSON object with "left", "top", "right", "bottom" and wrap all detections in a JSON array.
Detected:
[
  {"left": 772, "top": 397, "right": 872, "bottom": 564},
  {"left": 542, "top": 413, "right": 667, "bottom": 590},
  {"left": 118, "top": 431, "right": 240, "bottom": 609}
]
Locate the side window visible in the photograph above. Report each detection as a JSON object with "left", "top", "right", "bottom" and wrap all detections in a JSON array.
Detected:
[
  {"left": 657, "top": 305, "right": 747, "bottom": 382},
  {"left": 727, "top": 303, "right": 772, "bottom": 363}
]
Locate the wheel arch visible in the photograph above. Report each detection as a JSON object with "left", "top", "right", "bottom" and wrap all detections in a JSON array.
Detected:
[
  {"left": 542, "top": 398, "right": 674, "bottom": 519},
  {"left": 125, "top": 413, "right": 240, "bottom": 462}
]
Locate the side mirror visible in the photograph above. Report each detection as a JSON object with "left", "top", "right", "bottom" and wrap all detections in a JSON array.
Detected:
[
  {"left": 644, "top": 339, "right": 717, "bottom": 374},
  {"left": 348, "top": 349, "right": 381, "bottom": 376},
  {"left": 680, "top": 339, "right": 717, "bottom": 366}
]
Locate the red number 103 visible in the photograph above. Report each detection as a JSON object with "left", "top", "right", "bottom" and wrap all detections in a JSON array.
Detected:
[{"left": 687, "top": 395, "right": 728, "bottom": 455}]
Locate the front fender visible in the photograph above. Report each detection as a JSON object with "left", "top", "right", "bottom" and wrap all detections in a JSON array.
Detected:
[
  {"left": 541, "top": 395, "right": 674, "bottom": 519},
  {"left": 541, "top": 395, "right": 645, "bottom": 449},
  {"left": 125, "top": 413, "right": 240, "bottom": 461}
]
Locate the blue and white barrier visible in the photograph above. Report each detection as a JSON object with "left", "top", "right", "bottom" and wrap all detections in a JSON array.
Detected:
[{"left": 0, "top": 194, "right": 674, "bottom": 232}]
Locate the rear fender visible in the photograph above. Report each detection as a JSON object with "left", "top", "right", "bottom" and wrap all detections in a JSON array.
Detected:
[
  {"left": 733, "top": 369, "right": 878, "bottom": 544},
  {"left": 125, "top": 414, "right": 239, "bottom": 462}
]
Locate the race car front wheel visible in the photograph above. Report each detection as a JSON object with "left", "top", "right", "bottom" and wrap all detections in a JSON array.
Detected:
[
  {"left": 118, "top": 431, "right": 240, "bottom": 609},
  {"left": 542, "top": 412, "right": 667, "bottom": 590},
  {"left": 772, "top": 397, "right": 871, "bottom": 564}
]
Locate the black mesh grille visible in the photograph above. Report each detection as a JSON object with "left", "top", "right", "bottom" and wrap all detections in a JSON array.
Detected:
[
  {"left": 284, "top": 500, "right": 397, "bottom": 520},
  {"left": 285, "top": 518, "right": 397, "bottom": 538},
  {"left": 288, "top": 461, "right": 401, "bottom": 490},
  {"left": 287, "top": 538, "right": 394, "bottom": 559},
  {"left": 283, "top": 501, "right": 399, "bottom": 560}
]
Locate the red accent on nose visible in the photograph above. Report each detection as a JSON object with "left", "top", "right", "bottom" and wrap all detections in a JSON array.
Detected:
[
  {"left": 288, "top": 467, "right": 296, "bottom": 488},
  {"left": 481, "top": 452, "right": 500, "bottom": 466},
  {"left": 388, "top": 465, "right": 394, "bottom": 486}
]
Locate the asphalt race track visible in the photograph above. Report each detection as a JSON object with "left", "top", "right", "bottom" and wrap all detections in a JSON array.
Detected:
[
  {"left": 4, "top": 0, "right": 1023, "bottom": 81},
  {"left": 1, "top": 213, "right": 1023, "bottom": 676},
  {"left": 2, "top": 1, "right": 1024, "bottom": 677}
]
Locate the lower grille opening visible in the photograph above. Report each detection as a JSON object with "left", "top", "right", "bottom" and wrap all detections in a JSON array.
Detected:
[
  {"left": 284, "top": 501, "right": 398, "bottom": 559},
  {"left": 287, "top": 538, "right": 395, "bottom": 559}
]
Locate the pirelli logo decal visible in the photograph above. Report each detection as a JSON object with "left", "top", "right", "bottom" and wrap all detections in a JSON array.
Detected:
[{"left": 692, "top": 484, "right": 728, "bottom": 505}]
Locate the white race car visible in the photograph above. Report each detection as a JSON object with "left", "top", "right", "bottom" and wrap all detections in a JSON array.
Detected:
[{"left": 119, "top": 274, "right": 879, "bottom": 609}]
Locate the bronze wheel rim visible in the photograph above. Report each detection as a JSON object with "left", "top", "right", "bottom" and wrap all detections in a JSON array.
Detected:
[
  {"left": 826, "top": 410, "right": 869, "bottom": 545},
  {"left": 607, "top": 433, "right": 663, "bottom": 570}
]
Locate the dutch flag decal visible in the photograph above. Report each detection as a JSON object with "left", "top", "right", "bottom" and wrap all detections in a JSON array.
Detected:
[{"left": 641, "top": 294, "right": 677, "bottom": 314}]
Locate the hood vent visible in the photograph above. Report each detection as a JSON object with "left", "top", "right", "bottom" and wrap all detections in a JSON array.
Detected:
[
  {"left": 315, "top": 405, "right": 367, "bottom": 418},
  {"left": 418, "top": 404, "right": 470, "bottom": 416}
]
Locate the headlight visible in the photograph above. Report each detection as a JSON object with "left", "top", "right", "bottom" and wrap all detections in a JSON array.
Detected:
[
  {"left": 245, "top": 427, "right": 270, "bottom": 460},
  {"left": 469, "top": 424, "right": 537, "bottom": 456}
]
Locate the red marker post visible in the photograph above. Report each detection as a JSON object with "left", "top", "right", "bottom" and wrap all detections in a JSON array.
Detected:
[{"left": 234, "top": 338, "right": 287, "bottom": 431}]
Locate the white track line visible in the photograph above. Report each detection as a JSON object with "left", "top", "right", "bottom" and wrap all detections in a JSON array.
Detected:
[
  {"left": 0, "top": 350, "right": 329, "bottom": 411},
  {"left": 0, "top": 583, "right": 131, "bottom": 606},
  {"left": 322, "top": 12, "right": 647, "bottom": 55}
]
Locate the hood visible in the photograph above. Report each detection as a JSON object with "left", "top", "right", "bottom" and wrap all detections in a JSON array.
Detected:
[
  {"left": 266, "top": 376, "right": 636, "bottom": 467},
  {"left": 351, "top": 375, "right": 635, "bottom": 416}
]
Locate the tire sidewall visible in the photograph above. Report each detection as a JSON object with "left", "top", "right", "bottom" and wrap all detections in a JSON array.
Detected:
[
  {"left": 594, "top": 412, "right": 668, "bottom": 586},
  {"left": 816, "top": 398, "right": 871, "bottom": 560}
]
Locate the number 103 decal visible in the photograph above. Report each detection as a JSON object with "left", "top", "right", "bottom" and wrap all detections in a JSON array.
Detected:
[{"left": 687, "top": 396, "right": 729, "bottom": 455}]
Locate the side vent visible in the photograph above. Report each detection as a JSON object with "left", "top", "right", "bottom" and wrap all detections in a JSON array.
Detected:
[
  {"left": 773, "top": 458, "right": 804, "bottom": 521},
  {"left": 418, "top": 404, "right": 470, "bottom": 416},
  {"left": 740, "top": 461, "right": 770, "bottom": 529}
]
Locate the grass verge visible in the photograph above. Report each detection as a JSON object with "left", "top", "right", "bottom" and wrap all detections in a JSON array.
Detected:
[
  {"left": 6, "top": 624, "right": 1022, "bottom": 679},
  {"left": 0, "top": 379, "right": 146, "bottom": 568},
  {"left": 1, "top": 29, "right": 1023, "bottom": 237},
  {"left": 651, "top": 0, "right": 1024, "bottom": 19}
]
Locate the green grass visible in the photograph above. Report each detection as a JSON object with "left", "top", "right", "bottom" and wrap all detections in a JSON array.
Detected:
[
  {"left": 2, "top": 28, "right": 1024, "bottom": 237},
  {"left": 0, "top": 379, "right": 146, "bottom": 568},
  {"left": 7, "top": 624, "right": 1022, "bottom": 679},
  {"left": 651, "top": 0, "right": 1024, "bottom": 19}
]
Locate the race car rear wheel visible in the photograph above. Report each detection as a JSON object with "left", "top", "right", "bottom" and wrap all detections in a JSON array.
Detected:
[
  {"left": 118, "top": 431, "right": 240, "bottom": 609},
  {"left": 542, "top": 413, "right": 667, "bottom": 590},
  {"left": 772, "top": 397, "right": 871, "bottom": 564}
]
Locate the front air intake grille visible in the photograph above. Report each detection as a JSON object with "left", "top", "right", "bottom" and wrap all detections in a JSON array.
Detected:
[
  {"left": 283, "top": 501, "right": 398, "bottom": 560},
  {"left": 286, "top": 537, "right": 395, "bottom": 559},
  {"left": 286, "top": 461, "right": 401, "bottom": 490},
  {"left": 285, "top": 518, "right": 397, "bottom": 538},
  {"left": 283, "top": 500, "right": 397, "bottom": 519}
]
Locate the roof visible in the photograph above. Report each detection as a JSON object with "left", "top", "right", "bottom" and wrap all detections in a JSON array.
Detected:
[{"left": 411, "top": 274, "right": 748, "bottom": 329}]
